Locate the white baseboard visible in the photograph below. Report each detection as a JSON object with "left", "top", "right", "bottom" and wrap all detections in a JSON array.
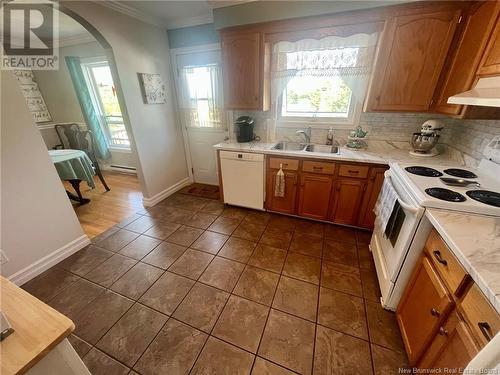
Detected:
[
  {"left": 8, "top": 235, "right": 91, "bottom": 286},
  {"left": 142, "top": 177, "right": 191, "bottom": 207}
]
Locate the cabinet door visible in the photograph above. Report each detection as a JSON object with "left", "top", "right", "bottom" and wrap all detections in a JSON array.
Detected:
[
  {"left": 358, "top": 167, "right": 387, "bottom": 229},
  {"left": 297, "top": 173, "right": 333, "bottom": 220},
  {"left": 434, "top": 2, "right": 500, "bottom": 115},
  {"left": 396, "top": 256, "right": 454, "bottom": 365},
  {"left": 478, "top": 14, "right": 500, "bottom": 76},
  {"left": 222, "top": 31, "right": 261, "bottom": 110},
  {"left": 418, "top": 311, "right": 479, "bottom": 370},
  {"left": 366, "top": 8, "right": 461, "bottom": 112},
  {"left": 267, "top": 170, "right": 298, "bottom": 215},
  {"left": 331, "top": 178, "right": 365, "bottom": 226}
]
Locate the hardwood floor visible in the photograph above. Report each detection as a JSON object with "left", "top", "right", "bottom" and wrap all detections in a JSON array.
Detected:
[{"left": 64, "top": 171, "right": 143, "bottom": 239}]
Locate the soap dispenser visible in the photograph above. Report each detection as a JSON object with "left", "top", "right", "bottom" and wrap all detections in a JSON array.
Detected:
[{"left": 326, "top": 128, "right": 333, "bottom": 145}]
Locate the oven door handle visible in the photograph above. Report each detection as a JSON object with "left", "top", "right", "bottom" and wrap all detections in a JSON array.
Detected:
[{"left": 385, "top": 172, "right": 420, "bottom": 214}]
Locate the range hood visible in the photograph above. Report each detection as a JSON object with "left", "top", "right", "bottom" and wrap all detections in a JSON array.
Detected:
[{"left": 447, "top": 76, "right": 500, "bottom": 107}]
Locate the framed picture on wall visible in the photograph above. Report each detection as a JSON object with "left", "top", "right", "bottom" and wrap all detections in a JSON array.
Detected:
[
  {"left": 14, "top": 70, "right": 52, "bottom": 123},
  {"left": 137, "top": 73, "right": 166, "bottom": 104}
]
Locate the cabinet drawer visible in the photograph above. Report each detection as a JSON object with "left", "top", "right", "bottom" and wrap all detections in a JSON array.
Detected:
[
  {"left": 461, "top": 284, "right": 500, "bottom": 347},
  {"left": 338, "top": 164, "right": 369, "bottom": 179},
  {"left": 424, "top": 229, "right": 468, "bottom": 296},
  {"left": 302, "top": 160, "right": 335, "bottom": 175},
  {"left": 269, "top": 157, "right": 299, "bottom": 171}
]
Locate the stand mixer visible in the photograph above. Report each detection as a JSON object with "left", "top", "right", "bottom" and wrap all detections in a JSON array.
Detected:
[{"left": 409, "top": 119, "right": 444, "bottom": 157}]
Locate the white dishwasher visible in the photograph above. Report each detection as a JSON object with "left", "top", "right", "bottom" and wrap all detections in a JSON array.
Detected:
[{"left": 219, "top": 151, "right": 265, "bottom": 210}]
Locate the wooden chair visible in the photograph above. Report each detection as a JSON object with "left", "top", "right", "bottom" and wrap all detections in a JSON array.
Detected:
[{"left": 54, "top": 123, "right": 110, "bottom": 191}]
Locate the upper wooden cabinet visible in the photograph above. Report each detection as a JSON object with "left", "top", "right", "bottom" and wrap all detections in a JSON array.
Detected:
[
  {"left": 478, "top": 11, "right": 500, "bottom": 77},
  {"left": 221, "top": 30, "right": 270, "bottom": 110},
  {"left": 365, "top": 7, "right": 462, "bottom": 112},
  {"left": 433, "top": 1, "right": 500, "bottom": 115}
]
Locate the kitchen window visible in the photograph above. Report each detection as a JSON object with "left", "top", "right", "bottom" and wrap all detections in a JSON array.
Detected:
[
  {"left": 272, "top": 33, "right": 379, "bottom": 128},
  {"left": 81, "top": 59, "right": 130, "bottom": 149}
]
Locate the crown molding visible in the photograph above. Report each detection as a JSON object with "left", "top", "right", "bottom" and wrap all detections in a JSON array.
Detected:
[
  {"left": 166, "top": 12, "right": 213, "bottom": 30},
  {"left": 93, "top": 0, "right": 165, "bottom": 28},
  {"left": 59, "top": 33, "right": 96, "bottom": 47}
]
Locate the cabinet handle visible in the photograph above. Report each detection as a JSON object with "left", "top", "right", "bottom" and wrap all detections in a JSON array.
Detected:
[
  {"left": 430, "top": 308, "right": 440, "bottom": 317},
  {"left": 433, "top": 250, "right": 448, "bottom": 266},
  {"left": 438, "top": 327, "right": 448, "bottom": 336},
  {"left": 478, "top": 322, "right": 494, "bottom": 342},
  {"left": 348, "top": 170, "right": 359, "bottom": 174},
  {"left": 313, "top": 166, "right": 323, "bottom": 171}
]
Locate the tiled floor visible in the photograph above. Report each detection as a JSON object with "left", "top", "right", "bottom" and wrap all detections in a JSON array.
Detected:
[{"left": 22, "top": 193, "right": 408, "bottom": 375}]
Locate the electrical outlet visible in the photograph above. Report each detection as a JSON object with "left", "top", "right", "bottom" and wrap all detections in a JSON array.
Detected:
[{"left": 0, "top": 250, "right": 8, "bottom": 265}]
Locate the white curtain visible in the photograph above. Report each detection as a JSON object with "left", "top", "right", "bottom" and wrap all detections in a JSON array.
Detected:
[{"left": 179, "top": 64, "right": 225, "bottom": 129}]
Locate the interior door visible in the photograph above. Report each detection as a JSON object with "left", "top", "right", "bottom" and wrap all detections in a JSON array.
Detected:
[{"left": 175, "top": 50, "right": 228, "bottom": 186}]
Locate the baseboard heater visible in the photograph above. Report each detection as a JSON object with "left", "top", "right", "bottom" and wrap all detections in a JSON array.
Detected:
[{"left": 109, "top": 165, "right": 137, "bottom": 173}]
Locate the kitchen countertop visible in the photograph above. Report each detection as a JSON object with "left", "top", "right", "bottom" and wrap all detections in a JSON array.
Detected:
[
  {"left": 425, "top": 209, "right": 500, "bottom": 314},
  {"left": 214, "top": 140, "right": 465, "bottom": 166},
  {"left": 0, "top": 276, "right": 75, "bottom": 374}
]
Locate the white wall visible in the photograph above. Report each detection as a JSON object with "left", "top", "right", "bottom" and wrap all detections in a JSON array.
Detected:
[
  {"left": 1, "top": 71, "right": 88, "bottom": 284},
  {"left": 62, "top": 1, "right": 190, "bottom": 200},
  {"left": 34, "top": 41, "right": 138, "bottom": 169}
]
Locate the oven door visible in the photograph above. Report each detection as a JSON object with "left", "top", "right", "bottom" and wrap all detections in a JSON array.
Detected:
[{"left": 371, "top": 170, "right": 425, "bottom": 307}]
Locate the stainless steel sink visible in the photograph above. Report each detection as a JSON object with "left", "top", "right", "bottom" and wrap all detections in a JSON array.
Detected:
[
  {"left": 305, "top": 144, "right": 340, "bottom": 154},
  {"left": 272, "top": 142, "right": 307, "bottom": 151}
]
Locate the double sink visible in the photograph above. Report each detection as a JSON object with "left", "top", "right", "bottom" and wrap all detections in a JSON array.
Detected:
[{"left": 272, "top": 142, "right": 340, "bottom": 155}]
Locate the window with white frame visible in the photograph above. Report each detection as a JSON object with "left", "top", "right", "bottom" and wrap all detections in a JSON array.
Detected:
[
  {"left": 81, "top": 59, "right": 130, "bottom": 148},
  {"left": 272, "top": 33, "right": 379, "bottom": 127}
]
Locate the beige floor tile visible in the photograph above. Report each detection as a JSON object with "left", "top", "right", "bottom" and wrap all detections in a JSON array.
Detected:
[
  {"left": 96, "top": 304, "right": 168, "bottom": 367},
  {"left": 361, "top": 267, "right": 381, "bottom": 303},
  {"left": 318, "top": 288, "right": 368, "bottom": 340},
  {"left": 191, "top": 230, "right": 229, "bottom": 254},
  {"left": 356, "top": 230, "right": 372, "bottom": 245},
  {"left": 139, "top": 271, "right": 194, "bottom": 315},
  {"left": 272, "top": 276, "right": 318, "bottom": 321},
  {"left": 313, "top": 325, "right": 373, "bottom": 375},
  {"left": 248, "top": 244, "right": 287, "bottom": 273},
  {"left": 208, "top": 216, "right": 241, "bottom": 235},
  {"left": 118, "top": 235, "right": 161, "bottom": 260},
  {"left": 199, "top": 200, "right": 225, "bottom": 215},
  {"left": 166, "top": 225, "right": 204, "bottom": 247},
  {"left": 365, "top": 300, "right": 405, "bottom": 353},
  {"left": 259, "top": 230, "right": 291, "bottom": 250},
  {"left": 251, "top": 357, "right": 296, "bottom": 375},
  {"left": 282, "top": 253, "right": 321, "bottom": 285},
  {"left": 124, "top": 215, "right": 158, "bottom": 233},
  {"left": 325, "top": 225, "right": 356, "bottom": 243},
  {"left": 173, "top": 283, "right": 229, "bottom": 333},
  {"left": 294, "top": 220, "right": 325, "bottom": 237},
  {"left": 96, "top": 229, "right": 139, "bottom": 252},
  {"left": 186, "top": 212, "right": 218, "bottom": 229},
  {"left": 213, "top": 295, "right": 269, "bottom": 353},
  {"left": 58, "top": 245, "right": 113, "bottom": 276},
  {"left": 233, "top": 221, "right": 267, "bottom": 242},
  {"left": 221, "top": 206, "right": 249, "bottom": 220},
  {"left": 218, "top": 236, "right": 257, "bottom": 262},
  {"left": 168, "top": 249, "right": 214, "bottom": 279},
  {"left": 371, "top": 344, "right": 409, "bottom": 375},
  {"left": 110, "top": 262, "right": 163, "bottom": 300},
  {"left": 258, "top": 309, "right": 315, "bottom": 375},
  {"left": 321, "top": 261, "right": 362, "bottom": 297},
  {"left": 83, "top": 348, "right": 130, "bottom": 375},
  {"left": 267, "top": 216, "right": 296, "bottom": 232},
  {"left": 74, "top": 290, "right": 134, "bottom": 344},
  {"left": 68, "top": 334, "right": 92, "bottom": 358},
  {"left": 289, "top": 233, "right": 323, "bottom": 258},
  {"left": 134, "top": 319, "right": 207, "bottom": 375},
  {"left": 191, "top": 336, "right": 255, "bottom": 375},
  {"left": 199, "top": 256, "right": 245, "bottom": 292},
  {"left": 141, "top": 241, "right": 186, "bottom": 269},
  {"left": 233, "top": 265, "right": 280, "bottom": 306},
  {"left": 21, "top": 267, "right": 80, "bottom": 303},
  {"left": 85, "top": 254, "right": 137, "bottom": 287},
  {"left": 143, "top": 221, "right": 181, "bottom": 240},
  {"left": 358, "top": 243, "right": 376, "bottom": 271},
  {"left": 323, "top": 240, "right": 358, "bottom": 267}
]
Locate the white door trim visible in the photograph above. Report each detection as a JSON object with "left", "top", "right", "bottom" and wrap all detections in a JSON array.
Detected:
[{"left": 169, "top": 43, "right": 227, "bottom": 184}]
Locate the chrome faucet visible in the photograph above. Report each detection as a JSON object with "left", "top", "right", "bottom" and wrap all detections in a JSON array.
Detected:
[{"left": 296, "top": 127, "right": 312, "bottom": 144}]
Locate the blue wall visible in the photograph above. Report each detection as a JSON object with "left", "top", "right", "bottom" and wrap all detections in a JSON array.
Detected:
[{"left": 167, "top": 23, "right": 220, "bottom": 49}]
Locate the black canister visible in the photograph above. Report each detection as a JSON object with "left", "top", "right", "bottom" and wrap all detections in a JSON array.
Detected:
[{"left": 235, "top": 116, "right": 255, "bottom": 143}]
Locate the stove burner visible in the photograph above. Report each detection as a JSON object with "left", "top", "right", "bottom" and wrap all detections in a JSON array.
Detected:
[
  {"left": 466, "top": 190, "right": 500, "bottom": 207},
  {"left": 405, "top": 166, "right": 443, "bottom": 177},
  {"left": 425, "top": 187, "right": 466, "bottom": 202},
  {"left": 443, "top": 168, "right": 477, "bottom": 179}
]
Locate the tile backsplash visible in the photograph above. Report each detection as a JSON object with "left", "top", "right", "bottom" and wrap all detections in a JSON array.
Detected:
[{"left": 230, "top": 110, "right": 500, "bottom": 166}]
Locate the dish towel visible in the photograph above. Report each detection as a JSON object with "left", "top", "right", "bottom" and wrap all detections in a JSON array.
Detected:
[
  {"left": 373, "top": 176, "right": 399, "bottom": 232},
  {"left": 275, "top": 164, "right": 285, "bottom": 197}
]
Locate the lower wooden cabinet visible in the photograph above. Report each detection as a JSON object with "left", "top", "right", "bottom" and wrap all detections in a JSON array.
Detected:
[
  {"left": 297, "top": 173, "right": 333, "bottom": 220},
  {"left": 396, "top": 255, "right": 454, "bottom": 365},
  {"left": 266, "top": 169, "right": 298, "bottom": 215},
  {"left": 358, "top": 167, "right": 387, "bottom": 228},
  {"left": 418, "top": 311, "right": 479, "bottom": 369},
  {"left": 331, "top": 178, "right": 365, "bottom": 226}
]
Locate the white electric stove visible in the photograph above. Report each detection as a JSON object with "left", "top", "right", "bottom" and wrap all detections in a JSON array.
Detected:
[{"left": 371, "top": 138, "right": 500, "bottom": 311}]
